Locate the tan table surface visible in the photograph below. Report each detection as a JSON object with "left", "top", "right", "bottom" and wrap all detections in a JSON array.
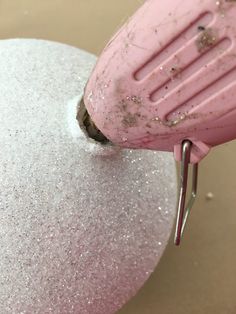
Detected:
[{"left": 1, "top": 1, "right": 236, "bottom": 313}]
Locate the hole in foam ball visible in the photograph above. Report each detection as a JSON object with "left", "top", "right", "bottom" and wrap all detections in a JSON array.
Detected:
[{"left": 77, "top": 99, "right": 110, "bottom": 145}]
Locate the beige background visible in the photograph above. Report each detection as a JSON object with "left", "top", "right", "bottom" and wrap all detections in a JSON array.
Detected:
[{"left": 1, "top": 1, "right": 236, "bottom": 313}]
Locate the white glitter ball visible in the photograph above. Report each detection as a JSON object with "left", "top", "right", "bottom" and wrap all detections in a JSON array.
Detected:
[{"left": 0, "top": 39, "right": 177, "bottom": 314}]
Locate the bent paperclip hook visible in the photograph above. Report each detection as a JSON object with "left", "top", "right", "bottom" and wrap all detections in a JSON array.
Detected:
[{"left": 175, "top": 141, "right": 198, "bottom": 246}]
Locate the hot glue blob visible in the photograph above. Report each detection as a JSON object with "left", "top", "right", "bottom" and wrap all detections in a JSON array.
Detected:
[{"left": 0, "top": 39, "right": 177, "bottom": 314}]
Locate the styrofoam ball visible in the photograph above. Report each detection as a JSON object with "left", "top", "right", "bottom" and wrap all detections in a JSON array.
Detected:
[{"left": 0, "top": 39, "right": 177, "bottom": 314}]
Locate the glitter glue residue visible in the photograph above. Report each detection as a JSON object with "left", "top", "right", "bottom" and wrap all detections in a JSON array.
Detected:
[{"left": 0, "top": 39, "right": 177, "bottom": 314}]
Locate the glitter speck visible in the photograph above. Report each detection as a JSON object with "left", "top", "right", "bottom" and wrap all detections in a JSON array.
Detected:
[
  {"left": 196, "top": 28, "right": 218, "bottom": 52},
  {"left": 206, "top": 192, "right": 214, "bottom": 201},
  {"left": 88, "top": 91, "right": 93, "bottom": 102}
]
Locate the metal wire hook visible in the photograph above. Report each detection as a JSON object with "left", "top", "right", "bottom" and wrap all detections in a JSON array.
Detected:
[{"left": 174, "top": 141, "right": 198, "bottom": 246}]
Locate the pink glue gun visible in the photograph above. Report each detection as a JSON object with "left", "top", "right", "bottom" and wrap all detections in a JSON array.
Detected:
[{"left": 81, "top": 0, "right": 236, "bottom": 245}]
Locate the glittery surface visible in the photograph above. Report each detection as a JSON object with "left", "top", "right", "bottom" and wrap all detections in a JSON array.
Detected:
[{"left": 0, "top": 39, "right": 177, "bottom": 314}]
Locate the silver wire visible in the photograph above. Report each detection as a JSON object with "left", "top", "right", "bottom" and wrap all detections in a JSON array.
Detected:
[{"left": 174, "top": 141, "right": 198, "bottom": 246}]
